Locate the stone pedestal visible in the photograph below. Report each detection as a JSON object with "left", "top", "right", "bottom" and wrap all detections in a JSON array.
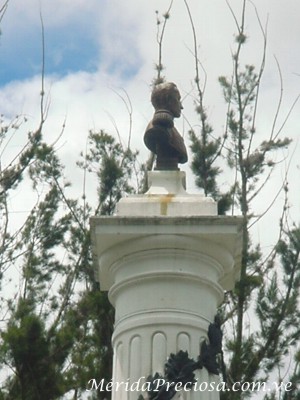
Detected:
[
  {"left": 90, "top": 172, "right": 242, "bottom": 400},
  {"left": 117, "top": 171, "right": 217, "bottom": 217}
]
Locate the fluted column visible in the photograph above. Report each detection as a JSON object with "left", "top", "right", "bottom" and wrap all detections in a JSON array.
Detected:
[{"left": 90, "top": 172, "right": 242, "bottom": 400}]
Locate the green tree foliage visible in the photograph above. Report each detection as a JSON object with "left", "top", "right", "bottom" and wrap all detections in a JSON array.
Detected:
[
  {"left": 0, "top": 110, "right": 137, "bottom": 399},
  {"left": 79, "top": 130, "right": 137, "bottom": 216},
  {"left": 184, "top": 1, "right": 300, "bottom": 398},
  {"left": 182, "top": 0, "right": 231, "bottom": 215},
  {"left": 1, "top": 300, "right": 64, "bottom": 399},
  {"left": 1, "top": 2, "right": 300, "bottom": 400}
]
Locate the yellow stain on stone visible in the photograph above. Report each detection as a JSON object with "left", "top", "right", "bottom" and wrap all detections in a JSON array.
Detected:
[{"left": 159, "top": 194, "right": 174, "bottom": 216}]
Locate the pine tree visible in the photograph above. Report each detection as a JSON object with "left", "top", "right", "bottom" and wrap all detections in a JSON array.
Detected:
[
  {"left": 184, "top": 1, "right": 300, "bottom": 399},
  {"left": 0, "top": 115, "right": 138, "bottom": 399},
  {"left": 1, "top": 2, "right": 300, "bottom": 400}
]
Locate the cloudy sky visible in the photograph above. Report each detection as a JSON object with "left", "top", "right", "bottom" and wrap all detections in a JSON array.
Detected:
[{"left": 0, "top": 0, "right": 299, "bottom": 238}]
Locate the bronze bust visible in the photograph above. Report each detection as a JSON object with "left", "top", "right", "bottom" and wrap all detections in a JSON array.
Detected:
[{"left": 144, "top": 82, "right": 188, "bottom": 170}]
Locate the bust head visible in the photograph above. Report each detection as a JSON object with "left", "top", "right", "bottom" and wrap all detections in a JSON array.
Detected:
[{"left": 151, "top": 82, "right": 183, "bottom": 118}]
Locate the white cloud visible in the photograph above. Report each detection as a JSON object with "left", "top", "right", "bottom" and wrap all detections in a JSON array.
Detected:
[
  {"left": 0, "top": 0, "right": 299, "bottom": 225},
  {"left": 0, "top": 5, "right": 299, "bottom": 396},
  {"left": 6, "top": 0, "right": 101, "bottom": 26}
]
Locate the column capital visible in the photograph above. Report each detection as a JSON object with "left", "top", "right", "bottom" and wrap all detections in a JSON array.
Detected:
[{"left": 91, "top": 215, "right": 243, "bottom": 292}]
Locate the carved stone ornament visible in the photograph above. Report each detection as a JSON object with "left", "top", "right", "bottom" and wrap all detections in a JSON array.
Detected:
[{"left": 144, "top": 82, "right": 188, "bottom": 171}]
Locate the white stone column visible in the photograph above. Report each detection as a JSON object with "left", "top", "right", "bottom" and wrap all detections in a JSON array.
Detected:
[{"left": 90, "top": 171, "right": 242, "bottom": 400}]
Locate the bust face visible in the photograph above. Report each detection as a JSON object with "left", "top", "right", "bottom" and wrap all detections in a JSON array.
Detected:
[
  {"left": 168, "top": 87, "right": 183, "bottom": 118},
  {"left": 151, "top": 82, "right": 183, "bottom": 118}
]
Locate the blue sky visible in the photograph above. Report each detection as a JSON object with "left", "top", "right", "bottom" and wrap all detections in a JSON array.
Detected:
[
  {"left": 0, "top": 0, "right": 143, "bottom": 86},
  {"left": 0, "top": 3, "right": 299, "bottom": 398},
  {"left": 0, "top": 0, "right": 299, "bottom": 223},
  {"left": 0, "top": 23, "right": 100, "bottom": 84}
]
